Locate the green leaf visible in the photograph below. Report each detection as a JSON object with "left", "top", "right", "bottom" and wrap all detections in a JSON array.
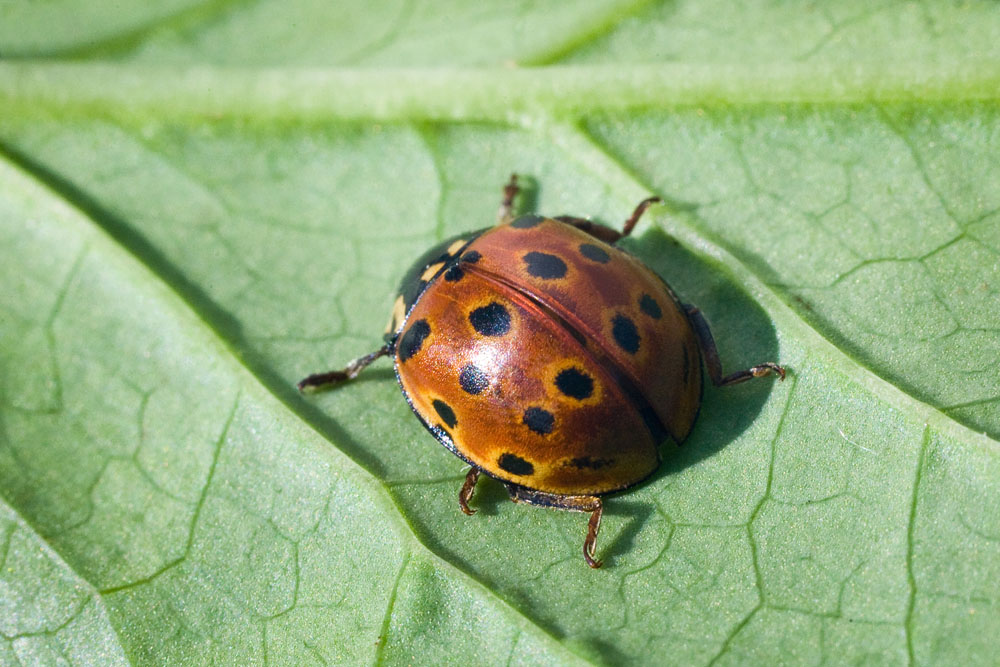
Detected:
[
  {"left": 0, "top": 499, "right": 128, "bottom": 664},
  {"left": 1, "top": 1, "right": 999, "bottom": 664}
]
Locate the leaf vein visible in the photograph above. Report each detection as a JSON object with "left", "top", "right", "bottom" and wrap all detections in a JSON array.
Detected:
[
  {"left": 904, "top": 426, "right": 931, "bottom": 666},
  {"left": 371, "top": 550, "right": 411, "bottom": 666}
]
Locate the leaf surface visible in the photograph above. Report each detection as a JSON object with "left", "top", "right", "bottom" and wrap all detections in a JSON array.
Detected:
[{"left": 1, "top": 1, "right": 999, "bottom": 664}]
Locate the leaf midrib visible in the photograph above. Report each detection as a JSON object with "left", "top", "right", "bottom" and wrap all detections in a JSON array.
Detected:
[{"left": 2, "top": 62, "right": 1000, "bottom": 126}]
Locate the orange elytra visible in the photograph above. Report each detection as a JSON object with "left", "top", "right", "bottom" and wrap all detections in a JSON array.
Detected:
[{"left": 299, "top": 175, "right": 784, "bottom": 568}]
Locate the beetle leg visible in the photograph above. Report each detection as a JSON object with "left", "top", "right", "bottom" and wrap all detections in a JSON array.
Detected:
[
  {"left": 498, "top": 173, "right": 520, "bottom": 224},
  {"left": 297, "top": 344, "right": 392, "bottom": 392},
  {"left": 505, "top": 484, "right": 605, "bottom": 568},
  {"left": 620, "top": 196, "right": 662, "bottom": 238},
  {"left": 684, "top": 305, "right": 786, "bottom": 387},
  {"left": 582, "top": 499, "right": 604, "bottom": 569},
  {"left": 553, "top": 216, "right": 623, "bottom": 244},
  {"left": 458, "top": 467, "right": 481, "bottom": 515},
  {"left": 554, "top": 196, "right": 661, "bottom": 244}
]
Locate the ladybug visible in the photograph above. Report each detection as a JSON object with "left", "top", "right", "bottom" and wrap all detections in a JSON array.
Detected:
[{"left": 299, "top": 175, "right": 784, "bottom": 568}]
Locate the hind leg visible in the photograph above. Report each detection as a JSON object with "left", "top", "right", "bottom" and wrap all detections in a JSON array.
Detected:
[
  {"left": 505, "top": 484, "right": 604, "bottom": 568},
  {"left": 685, "top": 305, "right": 785, "bottom": 386}
]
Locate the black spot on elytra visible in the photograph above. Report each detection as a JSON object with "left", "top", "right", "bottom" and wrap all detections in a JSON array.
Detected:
[
  {"left": 523, "top": 251, "right": 567, "bottom": 279},
  {"left": 579, "top": 243, "right": 610, "bottom": 264},
  {"left": 511, "top": 215, "right": 544, "bottom": 229},
  {"left": 461, "top": 250, "right": 481, "bottom": 263},
  {"left": 612, "top": 314, "right": 640, "bottom": 354},
  {"left": 682, "top": 345, "right": 691, "bottom": 383},
  {"left": 639, "top": 293, "right": 662, "bottom": 319},
  {"left": 444, "top": 265, "right": 464, "bottom": 282},
  {"left": 458, "top": 364, "right": 489, "bottom": 395},
  {"left": 398, "top": 319, "right": 431, "bottom": 361},
  {"left": 569, "top": 456, "right": 613, "bottom": 470},
  {"left": 498, "top": 453, "right": 534, "bottom": 476},
  {"left": 469, "top": 302, "right": 511, "bottom": 336},
  {"left": 522, "top": 407, "right": 555, "bottom": 435},
  {"left": 432, "top": 399, "right": 458, "bottom": 428},
  {"left": 555, "top": 367, "right": 594, "bottom": 400}
]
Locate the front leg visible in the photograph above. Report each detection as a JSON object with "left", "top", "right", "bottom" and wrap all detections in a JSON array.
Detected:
[
  {"left": 554, "top": 196, "right": 662, "bottom": 245},
  {"left": 297, "top": 344, "right": 392, "bottom": 392},
  {"left": 498, "top": 174, "right": 520, "bottom": 224}
]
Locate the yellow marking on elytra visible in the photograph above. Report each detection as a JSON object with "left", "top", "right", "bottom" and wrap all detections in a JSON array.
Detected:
[
  {"left": 421, "top": 262, "right": 445, "bottom": 281},
  {"left": 446, "top": 239, "right": 467, "bottom": 255},
  {"left": 385, "top": 294, "right": 406, "bottom": 334}
]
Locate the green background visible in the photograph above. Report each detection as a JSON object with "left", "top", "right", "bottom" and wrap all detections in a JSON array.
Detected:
[{"left": 1, "top": 1, "right": 999, "bottom": 664}]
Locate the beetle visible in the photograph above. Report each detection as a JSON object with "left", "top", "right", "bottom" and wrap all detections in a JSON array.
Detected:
[{"left": 299, "top": 175, "right": 784, "bottom": 567}]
